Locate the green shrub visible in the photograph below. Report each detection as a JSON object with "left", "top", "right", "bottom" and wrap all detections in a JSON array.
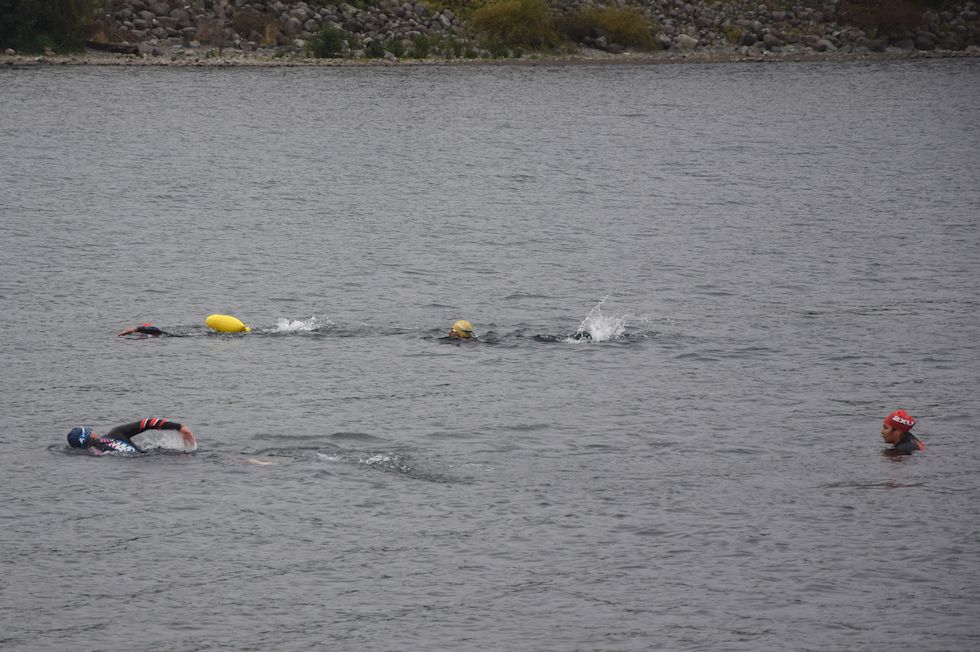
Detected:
[
  {"left": 596, "top": 6, "right": 653, "bottom": 48},
  {"left": 555, "top": 10, "right": 599, "bottom": 43},
  {"left": 0, "top": 0, "right": 94, "bottom": 52},
  {"left": 432, "top": 35, "right": 465, "bottom": 58},
  {"left": 364, "top": 38, "right": 386, "bottom": 58},
  {"left": 556, "top": 5, "right": 654, "bottom": 50},
  {"left": 484, "top": 34, "right": 509, "bottom": 57},
  {"left": 410, "top": 33, "right": 431, "bottom": 58},
  {"left": 308, "top": 24, "right": 346, "bottom": 58},
  {"left": 387, "top": 37, "right": 406, "bottom": 58},
  {"left": 470, "top": 0, "right": 560, "bottom": 50}
]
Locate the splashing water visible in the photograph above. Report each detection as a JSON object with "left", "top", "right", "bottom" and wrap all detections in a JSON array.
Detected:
[
  {"left": 272, "top": 316, "right": 328, "bottom": 333},
  {"left": 568, "top": 296, "right": 635, "bottom": 342},
  {"left": 131, "top": 430, "right": 197, "bottom": 453}
]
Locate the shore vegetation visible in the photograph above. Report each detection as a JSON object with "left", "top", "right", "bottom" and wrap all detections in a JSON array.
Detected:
[
  {"left": 308, "top": 25, "right": 347, "bottom": 58},
  {"left": 556, "top": 5, "right": 657, "bottom": 50},
  {"left": 469, "top": 0, "right": 561, "bottom": 51},
  {"left": 0, "top": 0, "right": 94, "bottom": 52}
]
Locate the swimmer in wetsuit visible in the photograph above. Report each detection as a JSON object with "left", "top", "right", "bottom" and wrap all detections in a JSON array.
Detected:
[
  {"left": 118, "top": 323, "right": 168, "bottom": 337},
  {"left": 67, "top": 418, "right": 196, "bottom": 455},
  {"left": 880, "top": 409, "right": 925, "bottom": 455}
]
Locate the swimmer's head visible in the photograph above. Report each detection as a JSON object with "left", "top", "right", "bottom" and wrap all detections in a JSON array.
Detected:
[
  {"left": 881, "top": 409, "right": 915, "bottom": 446},
  {"left": 141, "top": 322, "right": 153, "bottom": 328},
  {"left": 883, "top": 409, "right": 915, "bottom": 433},
  {"left": 67, "top": 426, "right": 93, "bottom": 449},
  {"left": 449, "top": 319, "right": 474, "bottom": 339}
]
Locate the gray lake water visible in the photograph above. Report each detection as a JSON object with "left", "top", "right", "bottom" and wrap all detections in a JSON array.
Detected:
[{"left": 1, "top": 59, "right": 979, "bottom": 651}]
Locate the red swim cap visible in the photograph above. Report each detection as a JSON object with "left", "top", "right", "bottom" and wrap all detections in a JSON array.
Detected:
[
  {"left": 884, "top": 409, "right": 916, "bottom": 432},
  {"left": 142, "top": 323, "right": 153, "bottom": 327}
]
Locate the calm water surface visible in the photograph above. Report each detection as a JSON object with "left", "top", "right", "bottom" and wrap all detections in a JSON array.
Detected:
[{"left": 1, "top": 59, "right": 979, "bottom": 651}]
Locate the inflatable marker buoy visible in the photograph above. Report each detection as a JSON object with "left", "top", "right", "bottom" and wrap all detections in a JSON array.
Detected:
[{"left": 206, "top": 314, "right": 251, "bottom": 333}]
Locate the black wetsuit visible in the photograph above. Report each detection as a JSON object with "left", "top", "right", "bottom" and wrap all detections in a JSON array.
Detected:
[
  {"left": 135, "top": 325, "right": 167, "bottom": 336},
  {"left": 89, "top": 418, "right": 184, "bottom": 454},
  {"left": 892, "top": 431, "right": 925, "bottom": 455}
]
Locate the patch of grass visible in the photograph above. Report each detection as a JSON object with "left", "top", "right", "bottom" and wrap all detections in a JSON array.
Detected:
[{"left": 470, "top": 0, "right": 560, "bottom": 50}]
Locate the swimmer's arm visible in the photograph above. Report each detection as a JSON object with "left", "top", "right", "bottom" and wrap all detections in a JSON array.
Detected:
[
  {"left": 106, "top": 418, "right": 186, "bottom": 440},
  {"left": 117, "top": 327, "right": 137, "bottom": 336}
]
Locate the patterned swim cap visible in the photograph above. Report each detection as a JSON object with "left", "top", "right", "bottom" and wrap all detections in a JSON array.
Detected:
[
  {"left": 67, "top": 427, "right": 93, "bottom": 449},
  {"left": 883, "top": 410, "right": 916, "bottom": 432}
]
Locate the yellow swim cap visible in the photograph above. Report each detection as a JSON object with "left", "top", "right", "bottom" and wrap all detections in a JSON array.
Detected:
[{"left": 451, "top": 319, "right": 474, "bottom": 339}]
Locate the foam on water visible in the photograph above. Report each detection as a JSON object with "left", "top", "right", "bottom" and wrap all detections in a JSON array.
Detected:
[
  {"left": 317, "top": 450, "right": 453, "bottom": 482},
  {"left": 271, "top": 316, "right": 328, "bottom": 333},
  {"left": 130, "top": 430, "right": 197, "bottom": 453}
]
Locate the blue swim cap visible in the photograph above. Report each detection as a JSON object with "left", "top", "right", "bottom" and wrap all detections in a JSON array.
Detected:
[{"left": 67, "top": 427, "right": 93, "bottom": 449}]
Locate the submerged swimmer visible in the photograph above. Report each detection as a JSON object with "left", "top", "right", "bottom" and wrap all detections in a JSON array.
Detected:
[
  {"left": 118, "top": 323, "right": 169, "bottom": 337},
  {"left": 448, "top": 319, "right": 475, "bottom": 340},
  {"left": 880, "top": 409, "right": 925, "bottom": 455},
  {"left": 67, "top": 417, "right": 196, "bottom": 455}
]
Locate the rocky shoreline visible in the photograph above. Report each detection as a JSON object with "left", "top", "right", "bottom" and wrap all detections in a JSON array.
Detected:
[
  {"left": 4, "top": 45, "right": 979, "bottom": 68},
  {"left": 2, "top": 0, "right": 979, "bottom": 66}
]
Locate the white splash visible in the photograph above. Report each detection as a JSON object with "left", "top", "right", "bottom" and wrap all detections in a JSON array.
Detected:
[
  {"left": 568, "top": 296, "right": 634, "bottom": 343},
  {"left": 272, "top": 316, "right": 328, "bottom": 333},
  {"left": 131, "top": 430, "right": 197, "bottom": 453}
]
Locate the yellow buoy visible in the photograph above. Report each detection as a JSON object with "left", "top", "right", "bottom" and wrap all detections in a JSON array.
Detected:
[{"left": 205, "top": 314, "right": 251, "bottom": 333}]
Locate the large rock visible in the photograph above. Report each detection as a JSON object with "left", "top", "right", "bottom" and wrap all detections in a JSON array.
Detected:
[
  {"left": 170, "top": 8, "right": 191, "bottom": 26},
  {"left": 914, "top": 31, "right": 937, "bottom": 50},
  {"left": 283, "top": 16, "right": 303, "bottom": 35},
  {"left": 763, "top": 32, "right": 784, "bottom": 48},
  {"left": 675, "top": 33, "right": 699, "bottom": 48}
]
